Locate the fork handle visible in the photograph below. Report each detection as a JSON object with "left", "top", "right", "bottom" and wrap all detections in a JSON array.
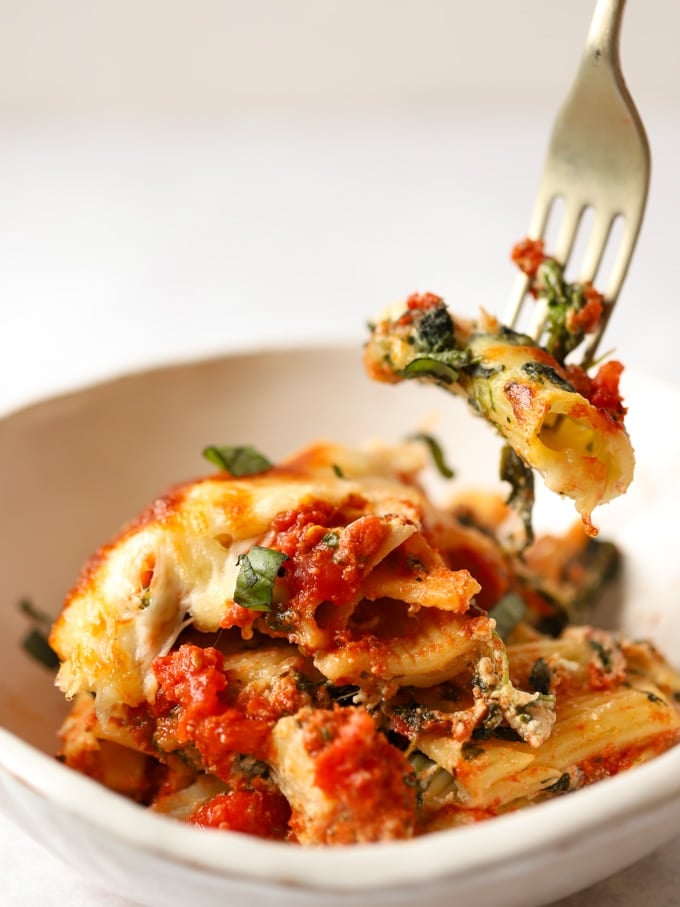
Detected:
[{"left": 585, "top": 0, "right": 625, "bottom": 66}]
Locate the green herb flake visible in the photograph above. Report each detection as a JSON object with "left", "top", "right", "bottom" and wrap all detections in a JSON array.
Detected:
[
  {"left": 407, "top": 555, "right": 429, "bottom": 575},
  {"left": 461, "top": 742, "right": 485, "bottom": 761},
  {"left": 18, "top": 597, "right": 59, "bottom": 670},
  {"left": 263, "top": 607, "right": 297, "bottom": 634},
  {"left": 202, "top": 445, "right": 273, "bottom": 476},
  {"left": 543, "top": 772, "right": 571, "bottom": 793},
  {"left": 521, "top": 361, "right": 575, "bottom": 393},
  {"left": 408, "top": 432, "right": 455, "bottom": 479},
  {"left": 401, "top": 356, "right": 460, "bottom": 385},
  {"left": 321, "top": 531, "right": 340, "bottom": 548},
  {"left": 526, "top": 257, "right": 602, "bottom": 364},
  {"left": 293, "top": 672, "right": 319, "bottom": 695},
  {"left": 529, "top": 658, "right": 552, "bottom": 695},
  {"left": 488, "top": 593, "right": 527, "bottom": 641},
  {"left": 470, "top": 362, "right": 504, "bottom": 380},
  {"left": 471, "top": 671, "right": 489, "bottom": 694},
  {"left": 644, "top": 690, "right": 667, "bottom": 706},
  {"left": 472, "top": 702, "right": 504, "bottom": 740},
  {"left": 491, "top": 725, "right": 523, "bottom": 742},
  {"left": 499, "top": 444, "right": 535, "bottom": 546},
  {"left": 21, "top": 628, "right": 60, "bottom": 671},
  {"left": 588, "top": 639, "right": 613, "bottom": 672},
  {"left": 234, "top": 546, "right": 288, "bottom": 611},
  {"left": 332, "top": 463, "right": 345, "bottom": 478},
  {"left": 416, "top": 304, "right": 456, "bottom": 352}
]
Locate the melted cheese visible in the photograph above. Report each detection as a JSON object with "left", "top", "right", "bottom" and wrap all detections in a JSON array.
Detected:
[{"left": 50, "top": 441, "right": 433, "bottom": 714}]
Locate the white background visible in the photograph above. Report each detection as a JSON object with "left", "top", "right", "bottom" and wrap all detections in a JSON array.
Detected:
[{"left": 1, "top": 2, "right": 679, "bottom": 904}]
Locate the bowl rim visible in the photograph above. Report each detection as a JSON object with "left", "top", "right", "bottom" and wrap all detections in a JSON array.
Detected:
[{"left": 0, "top": 338, "right": 362, "bottom": 422}]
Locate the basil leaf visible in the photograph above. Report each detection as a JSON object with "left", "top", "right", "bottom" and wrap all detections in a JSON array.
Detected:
[
  {"left": 543, "top": 772, "right": 571, "bottom": 794},
  {"left": 22, "top": 628, "right": 60, "bottom": 670},
  {"left": 529, "top": 657, "right": 552, "bottom": 695},
  {"left": 500, "top": 444, "right": 535, "bottom": 546},
  {"left": 18, "top": 597, "right": 59, "bottom": 670},
  {"left": 234, "top": 546, "right": 288, "bottom": 611},
  {"left": 321, "top": 531, "right": 340, "bottom": 548},
  {"left": 401, "top": 357, "right": 460, "bottom": 385},
  {"left": 533, "top": 257, "right": 599, "bottom": 364},
  {"left": 203, "top": 445, "right": 272, "bottom": 476},
  {"left": 488, "top": 593, "right": 526, "bottom": 640},
  {"left": 408, "top": 432, "right": 455, "bottom": 479},
  {"left": 461, "top": 742, "right": 485, "bottom": 761}
]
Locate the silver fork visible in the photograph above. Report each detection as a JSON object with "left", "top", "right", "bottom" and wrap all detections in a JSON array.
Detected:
[{"left": 505, "top": 0, "right": 650, "bottom": 367}]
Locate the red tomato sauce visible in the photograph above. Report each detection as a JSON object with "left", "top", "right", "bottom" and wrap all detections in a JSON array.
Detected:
[
  {"left": 189, "top": 788, "right": 291, "bottom": 840},
  {"left": 565, "top": 359, "right": 627, "bottom": 424},
  {"left": 309, "top": 708, "right": 414, "bottom": 810},
  {"left": 270, "top": 503, "right": 391, "bottom": 616},
  {"left": 511, "top": 237, "right": 545, "bottom": 279},
  {"left": 152, "top": 645, "right": 273, "bottom": 775}
]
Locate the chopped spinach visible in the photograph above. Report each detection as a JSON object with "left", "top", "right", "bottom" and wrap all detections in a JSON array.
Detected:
[
  {"left": 416, "top": 304, "right": 456, "bottom": 352},
  {"left": 401, "top": 355, "right": 462, "bottom": 385},
  {"left": 408, "top": 432, "right": 456, "bottom": 479},
  {"left": 499, "top": 444, "right": 535, "bottom": 545},
  {"left": 529, "top": 658, "right": 552, "bottom": 695},
  {"left": 543, "top": 772, "right": 571, "bottom": 793},
  {"left": 461, "top": 742, "right": 485, "bottom": 761},
  {"left": 488, "top": 593, "right": 527, "bottom": 641},
  {"left": 18, "top": 597, "right": 59, "bottom": 671},
  {"left": 21, "top": 628, "right": 60, "bottom": 671},
  {"left": 521, "top": 361, "right": 575, "bottom": 393}
]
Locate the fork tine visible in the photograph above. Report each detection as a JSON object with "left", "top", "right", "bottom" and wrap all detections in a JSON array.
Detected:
[
  {"left": 581, "top": 218, "right": 639, "bottom": 366},
  {"left": 505, "top": 272, "right": 531, "bottom": 330},
  {"left": 553, "top": 200, "right": 586, "bottom": 266},
  {"left": 526, "top": 200, "right": 585, "bottom": 339},
  {"left": 579, "top": 212, "right": 615, "bottom": 284},
  {"left": 605, "top": 220, "right": 639, "bottom": 303},
  {"left": 527, "top": 190, "right": 556, "bottom": 240}
]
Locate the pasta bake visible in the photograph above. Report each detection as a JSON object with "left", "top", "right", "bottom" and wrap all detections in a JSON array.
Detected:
[{"left": 50, "top": 434, "right": 680, "bottom": 843}]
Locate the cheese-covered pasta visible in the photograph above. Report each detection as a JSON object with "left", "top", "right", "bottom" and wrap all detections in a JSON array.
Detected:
[
  {"left": 50, "top": 435, "right": 680, "bottom": 844},
  {"left": 364, "top": 293, "right": 634, "bottom": 536}
]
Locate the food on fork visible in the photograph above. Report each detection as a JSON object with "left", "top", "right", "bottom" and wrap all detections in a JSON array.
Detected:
[{"left": 364, "top": 267, "right": 634, "bottom": 538}]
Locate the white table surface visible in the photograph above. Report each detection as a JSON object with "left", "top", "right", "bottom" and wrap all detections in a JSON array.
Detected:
[{"left": 1, "top": 107, "right": 679, "bottom": 904}]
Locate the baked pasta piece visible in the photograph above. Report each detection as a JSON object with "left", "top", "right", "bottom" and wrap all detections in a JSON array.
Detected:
[
  {"left": 364, "top": 293, "right": 634, "bottom": 536},
  {"left": 50, "top": 438, "right": 680, "bottom": 844}
]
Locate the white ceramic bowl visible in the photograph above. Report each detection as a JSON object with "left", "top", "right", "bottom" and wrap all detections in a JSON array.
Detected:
[{"left": 1, "top": 345, "right": 679, "bottom": 907}]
